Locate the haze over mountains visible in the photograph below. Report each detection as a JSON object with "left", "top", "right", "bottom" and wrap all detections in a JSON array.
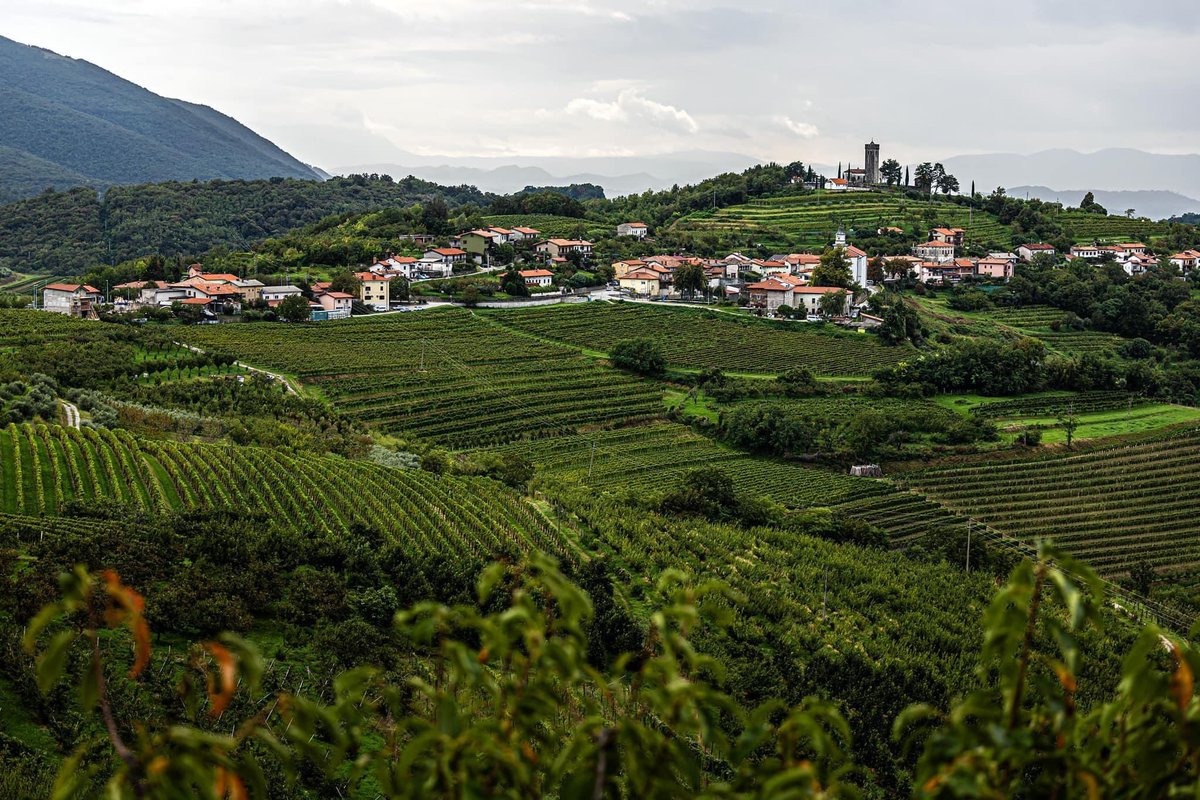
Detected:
[{"left": 0, "top": 35, "right": 322, "bottom": 204}]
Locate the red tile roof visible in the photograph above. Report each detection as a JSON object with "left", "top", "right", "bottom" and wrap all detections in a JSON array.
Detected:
[
  {"left": 519, "top": 269, "right": 554, "bottom": 278},
  {"left": 44, "top": 283, "right": 100, "bottom": 293}
]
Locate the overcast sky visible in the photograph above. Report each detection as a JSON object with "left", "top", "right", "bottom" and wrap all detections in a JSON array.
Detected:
[{"left": 6, "top": 0, "right": 1200, "bottom": 170}]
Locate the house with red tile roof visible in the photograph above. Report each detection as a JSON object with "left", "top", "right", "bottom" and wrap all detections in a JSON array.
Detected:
[
  {"left": 42, "top": 283, "right": 102, "bottom": 318},
  {"left": 1017, "top": 243, "right": 1057, "bottom": 262},
  {"left": 617, "top": 222, "right": 649, "bottom": 238},
  {"left": 913, "top": 241, "right": 956, "bottom": 263},
  {"left": 1170, "top": 250, "right": 1200, "bottom": 273},
  {"left": 518, "top": 269, "right": 554, "bottom": 287}
]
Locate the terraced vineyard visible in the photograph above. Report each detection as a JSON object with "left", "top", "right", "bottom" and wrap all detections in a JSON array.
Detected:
[
  {"left": 177, "top": 309, "right": 664, "bottom": 447},
  {"left": 489, "top": 422, "right": 888, "bottom": 508},
  {"left": 978, "top": 305, "right": 1065, "bottom": 327},
  {"left": 973, "top": 305, "right": 1124, "bottom": 355},
  {"left": 732, "top": 396, "right": 961, "bottom": 428},
  {"left": 483, "top": 302, "right": 906, "bottom": 376},
  {"left": 0, "top": 422, "right": 564, "bottom": 559},
  {"left": 832, "top": 490, "right": 971, "bottom": 548},
  {"left": 671, "top": 191, "right": 1013, "bottom": 250},
  {"left": 1053, "top": 211, "right": 1171, "bottom": 243},
  {"left": 898, "top": 428, "right": 1200, "bottom": 577}
]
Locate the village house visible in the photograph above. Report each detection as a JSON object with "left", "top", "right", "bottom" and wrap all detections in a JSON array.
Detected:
[
  {"left": 917, "top": 260, "right": 975, "bottom": 284},
  {"left": 782, "top": 253, "right": 821, "bottom": 274},
  {"left": 423, "top": 247, "right": 468, "bottom": 267},
  {"left": 618, "top": 270, "right": 662, "bottom": 296},
  {"left": 355, "top": 272, "right": 391, "bottom": 311},
  {"left": 398, "top": 234, "right": 437, "bottom": 246},
  {"left": 486, "top": 227, "right": 515, "bottom": 243},
  {"left": 518, "top": 269, "right": 554, "bottom": 288},
  {"left": 1069, "top": 244, "right": 1104, "bottom": 260},
  {"left": 745, "top": 275, "right": 806, "bottom": 314},
  {"left": 1017, "top": 243, "right": 1057, "bottom": 262},
  {"left": 375, "top": 255, "right": 421, "bottom": 279},
  {"left": 261, "top": 285, "right": 303, "bottom": 305},
  {"left": 913, "top": 241, "right": 955, "bottom": 263},
  {"left": 616, "top": 222, "right": 649, "bottom": 238},
  {"left": 976, "top": 257, "right": 1015, "bottom": 280},
  {"left": 460, "top": 230, "right": 499, "bottom": 258},
  {"left": 930, "top": 227, "right": 965, "bottom": 245},
  {"left": 1170, "top": 250, "right": 1200, "bottom": 273},
  {"left": 752, "top": 259, "right": 790, "bottom": 277},
  {"left": 536, "top": 239, "right": 594, "bottom": 259},
  {"left": 826, "top": 178, "right": 849, "bottom": 192},
  {"left": 1123, "top": 253, "right": 1158, "bottom": 276},
  {"left": 509, "top": 227, "right": 541, "bottom": 242},
  {"left": 42, "top": 283, "right": 102, "bottom": 318},
  {"left": 314, "top": 291, "right": 353, "bottom": 319},
  {"left": 792, "top": 286, "right": 852, "bottom": 317},
  {"left": 844, "top": 245, "right": 869, "bottom": 286}
]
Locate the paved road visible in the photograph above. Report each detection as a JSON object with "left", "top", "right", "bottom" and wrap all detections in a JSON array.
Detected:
[{"left": 61, "top": 400, "right": 80, "bottom": 429}]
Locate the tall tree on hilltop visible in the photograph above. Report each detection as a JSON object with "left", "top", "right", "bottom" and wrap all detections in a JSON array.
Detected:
[
  {"left": 812, "top": 247, "right": 852, "bottom": 288},
  {"left": 880, "top": 159, "right": 902, "bottom": 186}
]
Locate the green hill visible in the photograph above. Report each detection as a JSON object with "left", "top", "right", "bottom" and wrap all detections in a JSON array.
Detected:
[{"left": 0, "top": 35, "right": 322, "bottom": 202}]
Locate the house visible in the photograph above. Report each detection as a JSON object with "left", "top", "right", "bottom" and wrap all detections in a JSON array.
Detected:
[
  {"left": 1017, "top": 243, "right": 1056, "bottom": 262},
  {"left": 844, "top": 168, "right": 867, "bottom": 185},
  {"left": 617, "top": 222, "right": 649, "bottom": 238},
  {"left": 618, "top": 270, "right": 662, "bottom": 296},
  {"left": 182, "top": 282, "right": 243, "bottom": 305},
  {"left": 510, "top": 227, "right": 541, "bottom": 241},
  {"left": 877, "top": 226, "right": 905, "bottom": 235},
  {"left": 355, "top": 272, "right": 391, "bottom": 310},
  {"left": 1123, "top": 253, "right": 1158, "bottom": 277},
  {"left": 1169, "top": 250, "right": 1200, "bottom": 273},
  {"left": 1118, "top": 242, "right": 1149, "bottom": 257},
  {"left": 314, "top": 291, "right": 353, "bottom": 319},
  {"left": 745, "top": 275, "right": 809, "bottom": 314},
  {"left": 398, "top": 234, "right": 437, "bottom": 246},
  {"left": 1069, "top": 244, "right": 1104, "bottom": 260},
  {"left": 792, "top": 286, "right": 852, "bottom": 317},
  {"left": 913, "top": 241, "right": 956, "bottom": 263},
  {"left": 930, "top": 227, "right": 965, "bottom": 245},
  {"left": 424, "top": 247, "right": 469, "bottom": 266},
  {"left": 536, "top": 239, "right": 594, "bottom": 259},
  {"left": 376, "top": 255, "right": 421, "bottom": 279},
  {"left": 231, "top": 279, "right": 265, "bottom": 302},
  {"left": 751, "top": 259, "right": 790, "bottom": 277},
  {"left": 782, "top": 253, "right": 821, "bottom": 274},
  {"left": 42, "top": 283, "right": 102, "bottom": 318},
  {"left": 518, "top": 269, "right": 554, "bottom": 288},
  {"left": 460, "top": 230, "right": 499, "bottom": 258},
  {"left": 486, "top": 227, "right": 516, "bottom": 243},
  {"left": 976, "top": 257, "right": 1015, "bottom": 280},
  {"left": 261, "top": 285, "right": 303, "bottom": 304},
  {"left": 826, "top": 178, "right": 849, "bottom": 192},
  {"left": 843, "top": 245, "right": 869, "bottom": 286},
  {"left": 612, "top": 260, "right": 649, "bottom": 278}
]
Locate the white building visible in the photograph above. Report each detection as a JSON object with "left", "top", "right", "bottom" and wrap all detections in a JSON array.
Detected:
[
  {"left": 518, "top": 269, "right": 554, "bottom": 287},
  {"left": 261, "top": 285, "right": 303, "bottom": 304},
  {"left": 616, "top": 222, "right": 649, "bottom": 238},
  {"left": 42, "top": 283, "right": 102, "bottom": 318}
]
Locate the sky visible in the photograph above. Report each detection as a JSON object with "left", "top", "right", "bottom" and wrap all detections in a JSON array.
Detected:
[{"left": 5, "top": 0, "right": 1200, "bottom": 171}]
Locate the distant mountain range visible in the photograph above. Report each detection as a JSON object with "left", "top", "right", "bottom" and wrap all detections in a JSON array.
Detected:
[
  {"left": 335, "top": 151, "right": 762, "bottom": 198},
  {"left": 936, "top": 149, "right": 1200, "bottom": 218},
  {"left": 0, "top": 35, "right": 323, "bottom": 204},
  {"left": 1005, "top": 186, "right": 1200, "bottom": 221}
]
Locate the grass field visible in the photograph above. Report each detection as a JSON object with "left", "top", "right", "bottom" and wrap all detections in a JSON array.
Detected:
[
  {"left": 481, "top": 301, "right": 907, "bottom": 376},
  {"left": 487, "top": 421, "right": 889, "bottom": 509},
  {"left": 177, "top": 308, "right": 666, "bottom": 448},
  {"left": 898, "top": 427, "right": 1200, "bottom": 577}
]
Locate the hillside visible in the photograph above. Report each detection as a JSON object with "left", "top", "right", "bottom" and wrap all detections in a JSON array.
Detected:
[
  {"left": 0, "top": 175, "right": 490, "bottom": 274},
  {"left": 0, "top": 35, "right": 322, "bottom": 203}
]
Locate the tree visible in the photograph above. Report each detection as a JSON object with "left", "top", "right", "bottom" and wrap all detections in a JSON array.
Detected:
[
  {"left": 936, "top": 172, "right": 960, "bottom": 195},
  {"left": 1079, "top": 192, "right": 1107, "bottom": 215},
  {"left": 1058, "top": 408, "right": 1080, "bottom": 447},
  {"left": 784, "top": 160, "right": 806, "bottom": 180},
  {"left": 462, "top": 285, "right": 481, "bottom": 307},
  {"left": 420, "top": 196, "right": 450, "bottom": 233},
  {"left": 867, "top": 257, "right": 886, "bottom": 284},
  {"left": 610, "top": 338, "right": 666, "bottom": 377},
  {"left": 914, "top": 162, "right": 935, "bottom": 193},
  {"left": 498, "top": 269, "right": 530, "bottom": 297},
  {"left": 904, "top": 165, "right": 910, "bottom": 187},
  {"left": 818, "top": 290, "right": 849, "bottom": 318},
  {"left": 812, "top": 247, "right": 852, "bottom": 288},
  {"left": 1125, "top": 208, "right": 1136, "bottom": 219},
  {"left": 658, "top": 467, "right": 738, "bottom": 521},
  {"left": 883, "top": 258, "right": 912, "bottom": 281},
  {"left": 880, "top": 159, "right": 902, "bottom": 186},
  {"left": 328, "top": 270, "right": 361, "bottom": 295},
  {"left": 674, "top": 262, "right": 706, "bottom": 299},
  {"left": 390, "top": 276, "right": 410, "bottom": 301},
  {"left": 277, "top": 293, "right": 311, "bottom": 322}
]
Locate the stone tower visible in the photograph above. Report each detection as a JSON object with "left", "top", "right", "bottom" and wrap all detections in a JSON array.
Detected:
[{"left": 865, "top": 141, "right": 881, "bottom": 184}]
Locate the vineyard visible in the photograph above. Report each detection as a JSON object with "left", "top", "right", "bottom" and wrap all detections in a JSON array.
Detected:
[
  {"left": 1053, "top": 210, "right": 1171, "bottom": 243},
  {"left": 482, "top": 302, "right": 906, "bottom": 376},
  {"left": 0, "top": 422, "right": 565, "bottom": 560},
  {"left": 832, "top": 490, "right": 972, "bottom": 548},
  {"left": 669, "top": 192, "right": 1014, "bottom": 250},
  {"left": 969, "top": 391, "right": 1145, "bottom": 419},
  {"left": 898, "top": 427, "right": 1200, "bottom": 577},
  {"left": 176, "top": 309, "right": 665, "bottom": 447},
  {"left": 489, "top": 422, "right": 888, "bottom": 508}
]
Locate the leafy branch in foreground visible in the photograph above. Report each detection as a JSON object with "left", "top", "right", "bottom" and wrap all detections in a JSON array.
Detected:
[{"left": 22, "top": 545, "right": 1200, "bottom": 798}]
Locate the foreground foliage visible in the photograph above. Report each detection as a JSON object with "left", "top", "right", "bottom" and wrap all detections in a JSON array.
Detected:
[{"left": 19, "top": 541, "right": 1200, "bottom": 798}]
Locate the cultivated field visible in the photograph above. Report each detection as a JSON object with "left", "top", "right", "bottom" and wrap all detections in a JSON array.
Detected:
[
  {"left": 177, "top": 309, "right": 665, "bottom": 447},
  {"left": 898, "top": 428, "right": 1200, "bottom": 577},
  {"left": 483, "top": 302, "right": 906, "bottom": 376},
  {"left": 0, "top": 422, "right": 563, "bottom": 559}
]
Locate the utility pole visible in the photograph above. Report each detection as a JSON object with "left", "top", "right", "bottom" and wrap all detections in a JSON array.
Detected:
[{"left": 965, "top": 522, "right": 972, "bottom": 575}]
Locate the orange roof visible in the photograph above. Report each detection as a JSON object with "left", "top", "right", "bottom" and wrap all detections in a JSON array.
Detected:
[
  {"left": 180, "top": 297, "right": 213, "bottom": 305},
  {"left": 621, "top": 271, "right": 661, "bottom": 281},
  {"left": 917, "top": 241, "right": 954, "bottom": 248},
  {"left": 793, "top": 286, "right": 848, "bottom": 294},
  {"left": 513, "top": 227, "right": 541, "bottom": 234},
  {"left": 355, "top": 272, "right": 389, "bottom": 281},
  {"left": 1171, "top": 250, "right": 1200, "bottom": 259},
  {"left": 829, "top": 178, "right": 848, "bottom": 185},
  {"left": 488, "top": 227, "right": 514, "bottom": 234},
  {"left": 545, "top": 239, "right": 593, "bottom": 247},
  {"left": 430, "top": 248, "right": 466, "bottom": 256},
  {"left": 199, "top": 273, "right": 240, "bottom": 282},
  {"left": 844, "top": 246, "right": 867, "bottom": 258},
  {"left": 519, "top": 269, "right": 554, "bottom": 278},
  {"left": 464, "top": 229, "right": 497, "bottom": 238},
  {"left": 932, "top": 228, "right": 964, "bottom": 235},
  {"left": 745, "top": 278, "right": 791, "bottom": 291},
  {"left": 1021, "top": 243, "right": 1056, "bottom": 250},
  {"left": 323, "top": 291, "right": 354, "bottom": 299},
  {"left": 623, "top": 222, "right": 648, "bottom": 228},
  {"left": 44, "top": 283, "right": 100, "bottom": 293}
]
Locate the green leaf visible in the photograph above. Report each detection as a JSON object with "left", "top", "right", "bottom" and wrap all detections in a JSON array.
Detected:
[
  {"left": 36, "top": 630, "right": 77, "bottom": 694},
  {"left": 477, "top": 562, "right": 506, "bottom": 605}
]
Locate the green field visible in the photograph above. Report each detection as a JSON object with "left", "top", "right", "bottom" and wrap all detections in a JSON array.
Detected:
[
  {"left": 898, "top": 427, "right": 1200, "bottom": 577},
  {"left": 482, "top": 301, "right": 907, "bottom": 376},
  {"left": 0, "top": 422, "right": 563, "bottom": 559},
  {"left": 487, "top": 421, "right": 888, "bottom": 508},
  {"left": 176, "top": 308, "right": 666, "bottom": 447},
  {"left": 482, "top": 214, "right": 610, "bottom": 240}
]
